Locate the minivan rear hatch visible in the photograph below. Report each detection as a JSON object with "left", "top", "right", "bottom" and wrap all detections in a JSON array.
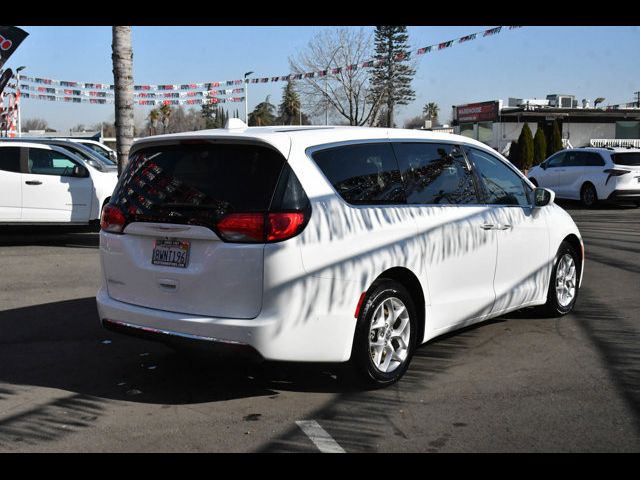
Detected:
[{"left": 101, "top": 139, "right": 291, "bottom": 319}]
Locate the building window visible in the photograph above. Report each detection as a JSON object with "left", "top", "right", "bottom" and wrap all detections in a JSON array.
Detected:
[{"left": 615, "top": 121, "right": 640, "bottom": 139}]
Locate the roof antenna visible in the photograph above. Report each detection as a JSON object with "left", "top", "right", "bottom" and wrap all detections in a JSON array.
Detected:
[{"left": 225, "top": 118, "right": 248, "bottom": 130}]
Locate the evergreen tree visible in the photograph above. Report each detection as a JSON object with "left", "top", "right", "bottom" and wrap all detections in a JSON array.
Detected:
[
  {"left": 508, "top": 139, "right": 521, "bottom": 168},
  {"left": 368, "top": 26, "right": 416, "bottom": 128},
  {"left": 548, "top": 119, "right": 563, "bottom": 156},
  {"left": 518, "top": 122, "right": 534, "bottom": 171},
  {"left": 277, "top": 80, "right": 309, "bottom": 125},
  {"left": 533, "top": 124, "right": 547, "bottom": 166},
  {"left": 248, "top": 95, "right": 276, "bottom": 126}
]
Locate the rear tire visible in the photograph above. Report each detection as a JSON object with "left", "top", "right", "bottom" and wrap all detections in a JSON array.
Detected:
[
  {"left": 580, "top": 183, "right": 598, "bottom": 208},
  {"left": 350, "top": 279, "right": 417, "bottom": 388},
  {"left": 538, "top": 241, "right": 580, "bottom": 317}
]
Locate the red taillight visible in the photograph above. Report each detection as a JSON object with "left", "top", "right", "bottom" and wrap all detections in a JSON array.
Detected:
[
  {"left": 100, "top": 204, "right": 126, "bottom": 234},
  {"left": 267, "top": 213, "right": 305, "bottom": 242},
  {"left": 217, "top": 213, "right": 265, "bottom": 242},
  {"left": 216, "top": 212, "right": 306, "bottom": 243}
]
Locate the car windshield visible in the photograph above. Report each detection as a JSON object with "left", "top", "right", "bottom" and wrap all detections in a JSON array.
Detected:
[{"left": 612, "top": 152, "right": 640, "bottom": 166}]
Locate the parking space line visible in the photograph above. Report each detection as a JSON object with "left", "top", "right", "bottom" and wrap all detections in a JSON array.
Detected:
[{"left": 295, "top": 420, "right": 346, "bottom": 453}]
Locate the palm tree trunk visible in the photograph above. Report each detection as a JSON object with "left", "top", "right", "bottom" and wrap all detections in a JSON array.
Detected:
[{"left": 112, "top": 26, "right": 134, "bottom": 176}]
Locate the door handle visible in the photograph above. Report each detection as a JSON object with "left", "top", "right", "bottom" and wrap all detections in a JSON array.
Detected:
[
  {"left": 25, "top": 180, "right": 42, "bottom": 185},
  {"left": 497, "top": 224, "right": 513, "bottom": 230},
  {"left": 480, "top": 224, "right": 495, "bottom": 230}
]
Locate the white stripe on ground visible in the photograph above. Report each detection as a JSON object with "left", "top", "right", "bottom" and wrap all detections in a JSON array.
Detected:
[{"left": 295, "top": 420, "right": 346, "bottom": 453}]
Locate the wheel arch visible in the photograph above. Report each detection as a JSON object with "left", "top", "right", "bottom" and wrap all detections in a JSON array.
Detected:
[
  {"left": 561, "top": 233, "right": 584, "bottom": 282},
  {"left": 373, "top": 267, "right": 426, "bottom": 346}
]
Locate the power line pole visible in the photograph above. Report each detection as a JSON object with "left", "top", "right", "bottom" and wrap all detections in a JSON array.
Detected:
[{"left": 635, "top": 91, "right": 640, "bottom": 108}]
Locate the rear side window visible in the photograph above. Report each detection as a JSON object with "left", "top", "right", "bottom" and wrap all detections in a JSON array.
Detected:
[
  {"left": 0, "top": 146, "right": 21, "bottom": 173},
  {"left": 612, "top": 152, "right": 640, "bottom": 166},
  {"left": 111, "top": 143, "right": 288, "bottom": 224},
  {"left": 581, "top": 152, "right": 605, "bottom": 167},
  {"left": 393, "top": 142, "right": 479, "bottom": 205},
  {"left": 312, "top": 143, "right": 405, "bottom": 205}
]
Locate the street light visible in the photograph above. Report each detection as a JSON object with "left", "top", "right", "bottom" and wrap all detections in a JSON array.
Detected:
[{"left": 244, "top": 71, "right": 254, "bottom": 124}]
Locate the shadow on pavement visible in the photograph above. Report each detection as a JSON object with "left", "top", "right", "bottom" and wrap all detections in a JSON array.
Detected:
[
  {"left": 0, "top": 297, "right": 365, "bottom": 408},
  {"left": 0, "top": 225, "right": 99, "bottom": 248}
]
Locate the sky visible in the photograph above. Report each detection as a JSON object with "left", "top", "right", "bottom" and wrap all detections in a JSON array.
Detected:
[{"left": 9, "top": 25, "right": 640, "bottom": 132}]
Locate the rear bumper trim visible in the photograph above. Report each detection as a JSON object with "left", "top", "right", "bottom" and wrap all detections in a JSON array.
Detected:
[
  {"left": 607, "top": 189, "right": 640, "bottom": 200},
  {"left": 102, "top": 318, "right": 246, "bottom": 346}
]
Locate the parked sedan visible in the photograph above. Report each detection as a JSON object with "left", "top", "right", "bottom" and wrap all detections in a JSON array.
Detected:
[
  {"left": 97, "top": 124, "right": 584, "bottom": 387},
  {"left": 527, "top": 147, "right": 640, "bottom": 207}
]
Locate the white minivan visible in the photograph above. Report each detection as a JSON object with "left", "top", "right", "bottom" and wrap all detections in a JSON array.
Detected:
[
  {"left": 97, "top": 125, "right": 584, "bottom": 386},
  {"left": 0, "top": 141, "right": 117, "bottom": 224},
  {"left": 527, "top": 147, "right": 640, "bottom": 207}
]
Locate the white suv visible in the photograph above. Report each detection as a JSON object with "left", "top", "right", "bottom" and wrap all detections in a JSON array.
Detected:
[
  {"left": 527, "top": 147, "right": 640, "bottom": 207},
  {"left": 97, "top": 126, "right": 584, "bottom": 386},
  {"left": 0, "top": 141, "right": 118, "bottom": 224}
]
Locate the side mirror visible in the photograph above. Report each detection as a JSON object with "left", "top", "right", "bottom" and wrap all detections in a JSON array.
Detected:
[
  {"left": 533, "top": 187, "right": 555, "bottom": 207},
  {"left": 73, "top": 165, "right": 89, "bottom": 178},
  {"left": 541, "top": 162, "right": 548, "bottom": 170}
]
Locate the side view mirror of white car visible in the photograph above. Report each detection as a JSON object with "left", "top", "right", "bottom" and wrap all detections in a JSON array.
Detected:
[{"left": 533, "top": 187, "right": 555, "bottom": 207}]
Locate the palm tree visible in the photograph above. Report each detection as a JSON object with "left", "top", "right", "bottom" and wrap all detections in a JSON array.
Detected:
[
  {"left": 112, "top": 26, "right": 134, "bottom": 176},
  {"left": 423, "top": 102, "right": 440, "bottom": 126},
  {"left": 159, "top": 103, "right": 172, "bottom": 133},
  {"left": 148, "top": 108, "right": 160, "bottom": 135}
]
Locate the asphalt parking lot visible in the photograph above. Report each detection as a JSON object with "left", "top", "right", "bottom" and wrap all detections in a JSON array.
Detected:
[{"left": 1, "top": 202, "right": 639, "bottom": 453}]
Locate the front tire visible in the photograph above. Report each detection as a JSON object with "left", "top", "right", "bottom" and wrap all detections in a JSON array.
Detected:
[
  {"left": 580, "top": 183, "right": 598, "bottom": 208},
  {"left": 350, "top": 280, "right": 417, "bottom": 388},
  {"left": 539, "top": 241, "right": 580, "bottom": 317}
]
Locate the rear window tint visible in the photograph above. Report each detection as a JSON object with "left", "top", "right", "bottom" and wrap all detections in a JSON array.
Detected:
[
  {"left": 311, "top": 143, "right": 405, "bottom": 205},
  {"left": 112, "top": 143, "right": 287, "bottom": 224},
  {"left": 612, "top": 152, "right": 640, "bottom": 166}
]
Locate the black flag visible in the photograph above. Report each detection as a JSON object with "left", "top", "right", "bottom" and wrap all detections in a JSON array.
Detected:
[
  {"left": 0, "top": 68, "right": 12, "bottom": 94},
  {"left": 0, "top": 26, "right": 29, "bottom": 70}
]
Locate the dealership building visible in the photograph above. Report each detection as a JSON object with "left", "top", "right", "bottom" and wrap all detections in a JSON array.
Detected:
[{"left": 452, "top": 94, "right": 640, "bottom": 154}]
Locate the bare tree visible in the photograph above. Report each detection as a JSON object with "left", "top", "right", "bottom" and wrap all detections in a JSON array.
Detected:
[
  {"left": 23, "top": 118, "right": 49, "bottom": 131},
  {"left": 112, "top": 26, "right": 134, "bottom": 176},
  {"left": 289, "top": 27, "right": 383, "bottom": 126}
]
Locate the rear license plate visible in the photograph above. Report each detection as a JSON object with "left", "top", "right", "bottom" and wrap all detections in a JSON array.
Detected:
[{"left": 152, "top": 238, "right": 190, "bottom": 268}]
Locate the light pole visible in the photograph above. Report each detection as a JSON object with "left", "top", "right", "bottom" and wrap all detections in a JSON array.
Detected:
[
  {"left": 244, "top": 71, "right": 253, "bottom": 124},
  {"left": 15, "top": 66, "right": 25, "bottom": 137}
]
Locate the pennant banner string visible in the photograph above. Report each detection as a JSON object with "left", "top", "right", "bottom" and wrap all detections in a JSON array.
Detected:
[{"left": 12, "top": 26, "right": 521, "bottom": 104}]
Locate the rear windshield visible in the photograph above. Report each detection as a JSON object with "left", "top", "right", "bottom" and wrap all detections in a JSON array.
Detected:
[
  {"left": 111, "top": 142, "right": 287, "bottom": 225},
  {"left": 612, "top": 152, "right": 640, "bottom": 166}
]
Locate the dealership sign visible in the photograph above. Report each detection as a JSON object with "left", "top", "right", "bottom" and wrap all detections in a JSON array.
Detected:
[{"left": 456, "top": 101, "right": 499, "bottom": 123}]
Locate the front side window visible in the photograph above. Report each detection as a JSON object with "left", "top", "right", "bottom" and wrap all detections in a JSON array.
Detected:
[
  {"left": 28, "top": 148, "right": 79, "bottom": 177},
  {"left": 546, "top": 152, "right": 566, "bottom": 168},
  {"left": 0, "top": 147, "right": 21, "bottom": 173},
  {"left": 393, "top": 142, "right": 479, "bottom": 205},
  {"left": 312, "top": 143, "right": 405, "bottom": 205},
  {"left": 465, "top": 147, "right": 531, "bottom": 207}
]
